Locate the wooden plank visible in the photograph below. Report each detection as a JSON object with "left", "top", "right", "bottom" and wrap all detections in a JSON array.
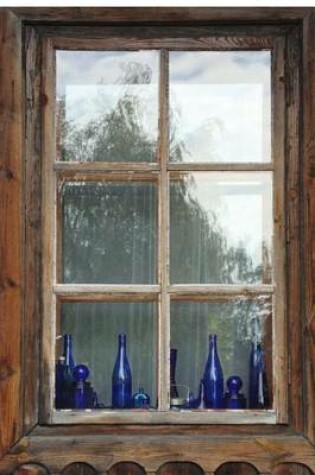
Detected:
[
  {"left": 303, "top": 11, "right": 315, "bottom": 445},
  {"left": 51, "top": 409, "right": 277, "bottom": 425},
  {"left": 167, "top": 163, "right": 273, "bottom": 172},
  {"left": 285, "top": 26, "right": 304, "bottom": 434},
  {"left": 40, "top": 36, "right": 56, "bottom": 424},
  {"left": 0, "top": 9, "right": 23, "bottom": 457},
  {"left": 24, "top": 25, "right": 42, "bottom": 434},
  {"left": 1, "top": 433, "right": 315, "bottom": 475},
  {"left": 272, "top": 36, "right": 288, "bottom": 424},
  {"left": 51, "top": 34, "right": 277, "bottom": 51},
  {"left": 57, "top": 170, "right": 159, "bottom": 183},
  {"left": 55, "top": 162, "right": 161, "bottom": 172},
  {"left": 54, "top": 284, "right": 160, "bottom": 302},
  {"left": 8, "top": 7, "right": 310, "bottom": 23},
  {"left": 157, "top": 50, "right": 170, "bottom": 412},
  {"left": 169, "top": 284, "right": 274, "bottom": 298}
]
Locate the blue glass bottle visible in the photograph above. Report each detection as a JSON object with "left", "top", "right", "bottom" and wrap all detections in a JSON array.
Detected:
[
  {"left": 62, "top": 334, "right": 76, "bottom": 407},
  {"left": 203, "top": 334, "right": 224, "bottom": 408},
  {"left": 224, "top": 375, "right": 246, "bottom": 409},
  {"left": 112, "top": 334, "right": 132, "bottom": 409},
  {"left": 73, "top": 364, "right": 94, "bottom": 409},
  {"left": 132, "top": 387, "right": 150, "bottom": 408}
]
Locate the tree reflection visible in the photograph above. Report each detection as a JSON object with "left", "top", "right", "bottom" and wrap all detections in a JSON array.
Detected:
[{"left": 58, "top": 61, "right": 271, "bottom": 404}]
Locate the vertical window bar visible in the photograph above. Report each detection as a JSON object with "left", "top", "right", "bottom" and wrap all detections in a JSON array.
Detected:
[{"left": 158, "top": 49, "right": 170, "bottom": 411}]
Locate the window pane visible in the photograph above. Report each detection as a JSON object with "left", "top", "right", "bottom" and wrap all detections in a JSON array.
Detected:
[
  {"left": 58, "top": 302, "right": 157, "bottom": 408},
  {"left": 170, "top": 172, "right": 272, "bottom": 284},
  {"left": 170, "top": 51, "right": 271, "bottom": 163},
  {"left": 62, "top": 182, "right": 157, "bottom": 284},
  {"left": 56, "top": 51, "right": 159, "bottom": 162},
  {"left": 170, "top": 298, "right": 272, "bottom": 409}
]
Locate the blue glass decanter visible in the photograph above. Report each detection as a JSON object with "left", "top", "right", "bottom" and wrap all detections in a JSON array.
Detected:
[
  {"left": 224, "top": 375, "right": 246, "bottom": 409},
  {"left": 203, "top": 334, "right": 224, "bottom": 408},
  {"left": 112, "top": 334, "right": 132, "bottom": 409},
  {"left": 73, "top": 364, "right": 94, "bottom": 409}
]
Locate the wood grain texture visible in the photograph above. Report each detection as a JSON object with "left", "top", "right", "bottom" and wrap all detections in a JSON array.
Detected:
[
  {"left": 303, "top": 11, "right": 315, "bottom": 446},
  {"left": 0, "top": 9, "right": 23, "bottom": 457},
  {"left": 1, "top": 433, "right": 315, "bottom": 475},
  {"left": 7, "top": 7, "right": 311, "bottom": 23},
  {"left": 24, "top": 25, "right": 42, "bottom": 435},
  {"left": 284, "top": 27, "right": 303, "bottom": 432}
]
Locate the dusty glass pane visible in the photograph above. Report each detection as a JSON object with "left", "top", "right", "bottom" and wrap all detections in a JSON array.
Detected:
[
  {"left": 170, "top": 172, "right": 272, "bottom": 284},
  {"left": 56, "top": 51, "right": 159, "bottom": 162},
  {"left": 169, "top": 51, "right": 271, "bottom": 163},
  {"left": 58, "top": 302, "right": 157, "bottom": 408},
  {"left": 62, "top": 182, "right": 157, "bottom": 284},
  {"left": 170, "top": 298, "right": 273, "bottom": 409}
]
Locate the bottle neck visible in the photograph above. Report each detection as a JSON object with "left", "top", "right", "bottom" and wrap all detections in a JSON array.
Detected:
[
  {"left": 118, "top": 334, "right": 127, "bottom": 354},
  {"left": 209, "top": 334, "right": 218, "bottom": 352},
  {"left": 63, "top": 335, "right": 73, "bottom": 365}
]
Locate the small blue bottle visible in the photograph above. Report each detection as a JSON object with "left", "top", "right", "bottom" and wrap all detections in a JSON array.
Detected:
[
  {"left": 112, "top": 334, "right": 132, "bottom": 409},
  {"left": 203, "top": 334, "right": 224, "bottom": 409}
]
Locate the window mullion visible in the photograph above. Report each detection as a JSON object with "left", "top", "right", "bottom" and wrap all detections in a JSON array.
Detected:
[{"left": 158, "top": 49, "right": 170, "bottom": 411}]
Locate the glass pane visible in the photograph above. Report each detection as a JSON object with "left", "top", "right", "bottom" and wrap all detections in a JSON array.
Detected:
[
  {"left": 170, "top": 51, "right": 271, "bottom": 163},
  {"left": 170, "top": 298, "right": 272, "bottom": 409},
  {"left": 62, "top": 182, "right": 157, "bottom": 284},
  {"left": 170, "top": 172, "right": 272, "bottom": 284},
  {"left": 56, "top": 51, "right": 159, "bottom": 162},
  {"left": 57, "top": 302, "right": 157, "bottom": 409}
]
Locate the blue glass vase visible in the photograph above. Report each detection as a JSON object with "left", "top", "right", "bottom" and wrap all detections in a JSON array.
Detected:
[
  {"left": 203, "top": 334, "right": 224, "bottom": 408},
  {"left": 112, "top": 334, "right": 132, "bottom": 409},
  {"left": 249, "top": 341, "right": 270, "bottom": 409}
]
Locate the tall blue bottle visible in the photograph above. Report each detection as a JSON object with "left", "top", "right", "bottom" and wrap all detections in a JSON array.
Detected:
[
  {"left": 112, "top": 334, "right": 132, "bottom": 409},
  {"left": 203, "top": 334, "right": 224, "bottom": 408},
  {"left": 62, "top": 334, "right": 76, "bottom": 407}
]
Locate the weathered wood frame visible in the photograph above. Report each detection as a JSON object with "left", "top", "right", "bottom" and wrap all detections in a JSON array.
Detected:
[
  {"left": 0, "top": 7, "right": 315, "bottom": 475},
  {"left": 40, "top": 28, "right": 285, "bottom": 426}
]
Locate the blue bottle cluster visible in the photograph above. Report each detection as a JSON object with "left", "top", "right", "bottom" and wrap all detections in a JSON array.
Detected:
[
  {"left": 55, "top": 334, "right": 99, "bottom": 410},
  {"left": 171, "top": 334, "right": 269, "bottom": 410},
  {"left": 56, "top": 332, "right": 269, "bottom": 411}
]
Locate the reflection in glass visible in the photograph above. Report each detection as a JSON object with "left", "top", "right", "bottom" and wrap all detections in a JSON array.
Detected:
[
  {"left": 170, "top": 51, "right": 271, "bottom": 163},
  {"left": 170, "top": 172, "right": 272, "bottom": 284},
  {"left": 62, "top": 182, "right": 157, "bottom": 284},
  {"left": 59, "top": 302, "right": 157, "bottom": 408},
  {"left": 170, "top": 298, "right": 272, "bottom": 408},
  {"left": 56, "top": 51, "right": 159, "bottom": 162}
]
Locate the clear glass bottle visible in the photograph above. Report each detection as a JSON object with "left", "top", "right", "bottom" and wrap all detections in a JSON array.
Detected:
[
  {"left": 203, "top": 334, "right": 224, "bottom": 408},
  {"left": 249, "top": 341, "right": 270, "bottom": 409},
  {"left": 112, "top": 334, "right": 132, "bottom": 409}
]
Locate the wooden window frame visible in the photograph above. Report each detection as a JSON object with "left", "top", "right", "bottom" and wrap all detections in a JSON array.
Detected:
[
  {"left": 1, "top": 7, "right": 315, "bottom": 474},
  {"left": 40, "top": 28, "right": 286, "bottom": 426}
]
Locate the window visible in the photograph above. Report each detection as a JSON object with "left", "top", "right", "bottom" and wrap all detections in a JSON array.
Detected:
[{"left": 41, "top": 29, "right": 287, "bottom": 424}]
